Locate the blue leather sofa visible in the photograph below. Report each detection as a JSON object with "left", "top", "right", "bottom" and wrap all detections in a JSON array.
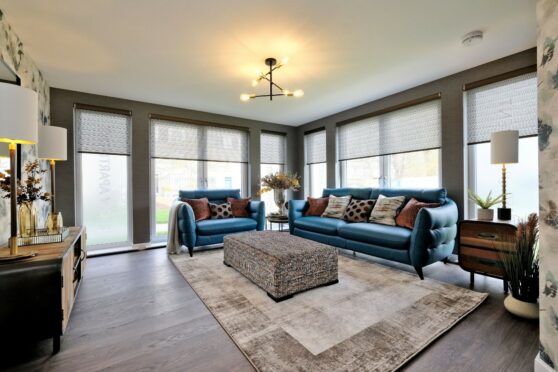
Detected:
[
  {"left": 177, "top": 189, "right": 265, "bottom": 256},
  {"left": 288, "top": 187, "right": 458, "bottom": 279}
]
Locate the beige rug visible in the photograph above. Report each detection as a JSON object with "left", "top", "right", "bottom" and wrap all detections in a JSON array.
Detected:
[{"left": 171, "top": 249, "right": 487, "bottom": 371}]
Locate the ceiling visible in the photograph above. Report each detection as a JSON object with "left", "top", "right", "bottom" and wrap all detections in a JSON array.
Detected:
[{"left": 0, "top": 0, "right": 536, "bottom": 126}]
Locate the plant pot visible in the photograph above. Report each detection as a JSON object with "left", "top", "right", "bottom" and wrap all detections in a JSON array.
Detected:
[
  {"left": 273, "top": 189, "right": 287, "bottom": 216},
  {"left": 477, "top": 208, "right": 494, "bottom": 221},
  {"left": 504, "top": 295, "right": 539, "bottom": 319},
  {"left": 19, "top": 201, "right": 37, "bottom": 237}
]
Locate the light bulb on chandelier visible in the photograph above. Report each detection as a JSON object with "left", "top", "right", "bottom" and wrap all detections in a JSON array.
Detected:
[{"left": 240, "top": 57, "right": 304, "bottom": 101}]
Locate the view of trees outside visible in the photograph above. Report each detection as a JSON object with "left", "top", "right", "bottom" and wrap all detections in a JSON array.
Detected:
[
  {"left": 81, "top": 153, "right": 130, "bottom": 247},
  {"left": 153, "top": 159, "right": 245, "bottom": 238},
  {"left": 260, "top": 163, "right": 283, "bottom": 214},
  {"left": 308, "top": 162, "right": 327, "bottom": 197},
  {"left": 341, "top": 157, "right": 381, "bottom": 187},
  {"left": 469, "top": 137, "right": 538, "bottom": 220}
]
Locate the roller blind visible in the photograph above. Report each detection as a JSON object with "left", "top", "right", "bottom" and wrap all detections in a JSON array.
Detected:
[
  {"left": 338, "top": 99, "right": 441, "bottom": 161},
  {"left": 260, "top": 131, "right": 286, "bottom": 165},
  {"left": 150, "top": 118, "right": 249, "bottom": 163},
  {"left": 305, "top": 129, "right": 326, "bottom": 164},
  {"left": 75, "top": 109, "right": 131, "bottom": 155},
  {"left": 466, "top": 72, "right": 537, "bottom": 144}
]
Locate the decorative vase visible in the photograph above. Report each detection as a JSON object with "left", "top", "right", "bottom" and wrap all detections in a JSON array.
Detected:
[
  {"left": 504, "top": 295, "right": 539, "bottom": 319},
  {"left": 273, "top": 189, "right": 287, "bottom": 216},
  {"left": 47, "top": 212, "right": 63, "bottom": 234},
  {"left": 477, "top": 208, "right": 494, "bottom": 221},
  {"left": 19, "top": 201, "right": 37, "bottom": 237}
]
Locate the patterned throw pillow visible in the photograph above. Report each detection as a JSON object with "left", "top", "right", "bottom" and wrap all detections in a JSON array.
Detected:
[
  {"left": 227, "top": 197, "right": 251, "bottom": 217},
  {"left": 209, "top": 202, "right": 233, "bottom": 219},
  {"left": 181, "top": 197, "right": 211, "bottom": 221},
  {"left": 395, "top": 198, "right": 440, "bottom": 229},
  {"left": 343, "top": 199, "right": 376, "bottom": 222},
  {"left": 321, "top": 195, "right": 352, "bottom": 219},
  {"left": 304, "top": 197, "right": 329, "bottom": 216},
  {"left": 368, "top": 195, "right": 406, "bottom": 226}
]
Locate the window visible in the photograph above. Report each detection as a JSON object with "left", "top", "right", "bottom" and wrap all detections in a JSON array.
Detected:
[
  {"left": 150, "top": 118, "right": 249, "bottom": 240},
  {"left": 75, "top": 108, "right": 132, "bottom": 249},
  {"left": 304, "top": 129, "right": 327, "bottom": 197},
  {"left": 260, "top": 131, "right": 286, "bottom": 214},
  {"left": 338, "top": 99, "right": 441, "bottom": 188},
  {"left": 465, "top": 72, "right": 538, "bottom": 219}
]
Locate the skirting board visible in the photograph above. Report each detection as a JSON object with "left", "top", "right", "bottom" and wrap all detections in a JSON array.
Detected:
[{"left": 535, "top": 354, "right": 555, "bottom": 372}]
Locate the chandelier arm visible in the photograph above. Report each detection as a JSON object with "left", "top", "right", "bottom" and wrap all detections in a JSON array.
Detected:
[{"left": 260, "top": 75, "right": 285, "bottom": 92}]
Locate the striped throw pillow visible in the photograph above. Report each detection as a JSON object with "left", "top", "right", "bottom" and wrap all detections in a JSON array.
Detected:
[
  {"left": 368, "top": 195, "right": 406, "bottom": 226},
  {"left": 321, "top": 195, "right": 352, "bottom": 219}
]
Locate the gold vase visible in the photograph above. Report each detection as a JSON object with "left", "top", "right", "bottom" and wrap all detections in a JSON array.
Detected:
[
  {"left": 47, "top": 212, "right": 63, "bottom": 234},
  {"left": 19, "top": 201, "right": 37, "bottom": 238}
]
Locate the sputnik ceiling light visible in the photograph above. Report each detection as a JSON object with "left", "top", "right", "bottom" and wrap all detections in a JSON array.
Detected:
[{"left": 240, "top": 57, "right": 304, "bottom": 101}]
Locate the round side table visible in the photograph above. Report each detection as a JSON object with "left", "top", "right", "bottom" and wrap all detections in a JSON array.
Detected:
[{"left": 266, "top": 215, "right": 289, "bottom": 232}]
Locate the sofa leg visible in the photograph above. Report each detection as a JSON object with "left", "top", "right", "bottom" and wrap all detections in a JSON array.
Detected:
[
  {"left": 188, "top": 246, "right": 193, "bottom": 257},
  {"left": 353, "top": 251, "right": 356, "bottom": 256},
  {"left": 415, "top": 267, "right": 424, "bottom": 280}
]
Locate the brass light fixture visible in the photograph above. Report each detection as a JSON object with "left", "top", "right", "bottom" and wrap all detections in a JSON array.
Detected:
[{"left": 240, "top": 57, "right": 304, "bottom": 101}]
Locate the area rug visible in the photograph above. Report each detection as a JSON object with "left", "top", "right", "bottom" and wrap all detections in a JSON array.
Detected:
[{"left": 170, "top": 249, "right": 487, "bottom": 371}]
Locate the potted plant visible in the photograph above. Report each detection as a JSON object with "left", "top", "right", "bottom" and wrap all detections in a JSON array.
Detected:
[
  {"left": 258, "top": 172, "right": 301, "bottom": 216},
  {"left": 498, "top": 213, "right": 539, "bottom": 319},
  {"left": 0, "top": 160, "right": 51, "bottom": 237},
  {"left": 467, "top": 190, "right": 504, "bottom": 221}
]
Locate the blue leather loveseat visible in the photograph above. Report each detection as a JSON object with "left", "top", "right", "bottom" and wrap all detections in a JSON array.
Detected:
[
  {"left": 288, "top": 187, "right": 458, "bottom": 279},
  {"left": 177, "top": 189, "right": 265, "bottom": 256}
]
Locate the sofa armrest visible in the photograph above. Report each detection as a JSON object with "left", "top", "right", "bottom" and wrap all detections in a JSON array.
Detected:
[
  {"left": 288, "top": 200, "right": 307, "bottom": 234},
  {"left": 177, "top": 203, "right": 197, "bottom": 249},
  {"left": 249, "top": 201, "right": 265, "bottom": 231},
  {"left": 409, "top": 199, "right": 458, "bottom": 268}
]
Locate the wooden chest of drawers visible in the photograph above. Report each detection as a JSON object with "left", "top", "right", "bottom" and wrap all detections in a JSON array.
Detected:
[{"left": 458, "top": 220, "right": 516, "bottom": 291}]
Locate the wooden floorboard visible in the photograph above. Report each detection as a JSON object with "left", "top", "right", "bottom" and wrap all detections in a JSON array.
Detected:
[{"left": 0, "top": 247, "right": 538, "bottom": 372}]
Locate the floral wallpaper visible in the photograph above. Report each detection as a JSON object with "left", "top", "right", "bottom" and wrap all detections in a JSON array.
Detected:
[
  {"left": 0, "top": 8, "right": 50, "bottom": 244},
  {"left": 538, "top": 0, "right": 558, "bottom": 368}
]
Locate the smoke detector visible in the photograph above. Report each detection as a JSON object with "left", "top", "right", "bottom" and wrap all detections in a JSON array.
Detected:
[{"left": 462, "top": 31, "right": 483, "bottom": 47}]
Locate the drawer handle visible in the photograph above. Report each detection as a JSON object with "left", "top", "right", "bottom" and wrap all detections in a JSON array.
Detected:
[{"left": 477, "top": 233, "right": 498, "bottom": 240}]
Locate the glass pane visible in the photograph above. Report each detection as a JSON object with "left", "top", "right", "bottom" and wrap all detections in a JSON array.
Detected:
[
  {"left": 387, "top": 149, "right": 440, "bottom": 188},
  {"left": 469, "top": 137, "right": 538, "bottom": 220},
  {"left": 309, "top": 163, "right": 327, "bottom": 197},
  {"left": 206, "top": 161, "right": 245, "bottom": 192},
  {"left": 260, "top": 163, "right": 283, "bottom": 214},
  {"left": 153, "top": 158, "right": 199, "bottom": 238},
  {"left": 81, "top": 153, "right": 129, "bottom": 246},
  {"left": 341, "top": 157, "right": 380, "bottom": 187}
]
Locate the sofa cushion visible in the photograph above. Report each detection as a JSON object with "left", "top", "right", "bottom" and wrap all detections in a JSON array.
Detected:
[
  {"left": 338, "top": 223, "right": 412, "bottom": 250},
  {"left": 396, "top": 198, "right": 440, "bottom": 229},
  {"left": 227, "top": 197, "right": 251, "bottom": 217},
  {"left": 305, "top": 196, "right": 329, "bottom": 216},
  {"left": 181, "top": 197, "right": 211, "bottom": 221},
  {"left": 209, "top": 202, "right": 233, "bottom": 219},
  {"left": 196, "top": 218, "right": 257, "bottom": 235},
  {"left": 343, "top": 199, "right": 376, "bottom": 222},
  {"left": 369, "top": 195, "right": 406, "bottom": 226},
  {"left": 322, "top": 187, "right": 373, "bottom": 200},
  {"left": 293, "top": 216, "right": 348, "bottom": 235},
  {"left": 321, "top": 195, "right": 352, "bottom": 219}
]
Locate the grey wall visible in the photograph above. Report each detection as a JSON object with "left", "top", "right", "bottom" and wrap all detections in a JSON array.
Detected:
[
  {"left": 296, "top": 48, "right": 536, "bottom": 219},
  {"left": 50, "top": 88, "right": 299, "bottom": 244}
]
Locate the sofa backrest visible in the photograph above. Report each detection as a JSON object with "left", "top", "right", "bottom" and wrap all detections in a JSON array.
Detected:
[
  {"left": 322, "top": 187, "right": 447, "bottom": 204},
  {"left": 178, "top": 189, "right": 241, "bottom": 204}
]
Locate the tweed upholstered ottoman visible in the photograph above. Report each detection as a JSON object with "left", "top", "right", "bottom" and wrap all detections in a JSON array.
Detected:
[{"left": 223, "top": 231, "right": 338, "bottom": 302}]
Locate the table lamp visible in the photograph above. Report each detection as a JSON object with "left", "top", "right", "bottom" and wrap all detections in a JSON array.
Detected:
[
  {"left": 491, "top": 130, "right": 518, "bottom": 221},
  {"left": 0, "top": 83, "right": 38, "bottom": 257},
  {"left": 38, "top": 125, "right": 67, "bottom": 233}
]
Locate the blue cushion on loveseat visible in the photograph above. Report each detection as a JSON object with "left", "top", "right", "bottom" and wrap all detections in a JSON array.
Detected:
[
  {"left": 338, "top": 223, "right": 412, "bottom": 250},
  {"left": 196, "top": 218, "right": 257, "bottom": 236},
  {"left": 293, "top": 216, "right": 347, "bottom": 235}
]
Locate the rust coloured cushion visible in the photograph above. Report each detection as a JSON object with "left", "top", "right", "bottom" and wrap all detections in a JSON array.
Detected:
[
  {"left": 227, "top": 197, "right": 251, "bottom": 217},
  {"left": 182, "top": 197, "right": 211, "bottom": 221},
  {"left": 395, "top": 197, "right": 440, "bottom": 229},
  {"left": 304, "top": 197, "right": 330, "bottom": 216}
]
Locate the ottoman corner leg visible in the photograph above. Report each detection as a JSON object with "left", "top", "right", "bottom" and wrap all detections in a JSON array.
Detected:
[{"left": 267, "top": 292, "right": 293, "bottom": 303}]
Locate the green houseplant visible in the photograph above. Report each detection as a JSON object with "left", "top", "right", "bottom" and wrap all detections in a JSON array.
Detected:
[
  {"left": 467, "top": 190, "right": 504, "bottom": 221},
  {"left": 498, "top": 213, "right": 539, "bottom": 319}
]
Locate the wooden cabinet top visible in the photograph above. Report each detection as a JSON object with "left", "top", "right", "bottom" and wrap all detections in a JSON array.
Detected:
[{"left": 0, "top": 226, "right": 85, "bottom": 265}]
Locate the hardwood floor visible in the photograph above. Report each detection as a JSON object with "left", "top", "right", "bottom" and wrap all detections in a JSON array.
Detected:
[{"left": 1, "top": 247, "right": 538, "bottom": 372}]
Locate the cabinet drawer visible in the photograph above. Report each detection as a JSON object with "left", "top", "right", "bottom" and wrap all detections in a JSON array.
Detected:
[
  {"left": 460, "top": 222, "right": 516, "bottom": 250},
  {"left": 460, "top": 255, "right": 504, "bottom": 277}
]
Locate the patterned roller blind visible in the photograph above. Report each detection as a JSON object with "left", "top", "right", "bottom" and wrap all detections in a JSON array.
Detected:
[
  {"left": 260, "top": 131, "right": 286, "bottom": 165},
  {"left": 338, "top": 99, "right": 441, "bottom": 161},
  {"left": 466, "top": 72, "right": 537, "bottom": 144},
  {"left": 151, "top": 118, "right": 249, "bottom": 163},
  {"left": 305, "top": 129, "right": 326, "bottom": 164},
  {"left": 75, "top": 109, "right": 131, "bottom": 155}
]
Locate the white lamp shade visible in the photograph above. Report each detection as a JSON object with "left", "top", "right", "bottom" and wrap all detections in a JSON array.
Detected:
[
  {"left": 0, "top": 83, "right": 38, "bottom": 144},
  {"left": 491, "top": 130, "right": 519, "bottom": 164},
  {"left": 38, "top": 125, "right": 67, "bottom": 161}
]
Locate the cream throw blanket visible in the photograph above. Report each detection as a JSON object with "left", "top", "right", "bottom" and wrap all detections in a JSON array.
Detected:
[{"left": 167, "top": 200, "right": 187, "bottom": 254}]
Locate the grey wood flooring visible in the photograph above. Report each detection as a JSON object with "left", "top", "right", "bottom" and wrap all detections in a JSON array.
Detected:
[{"left": 1, "top": 248, "right": 538, "bottom": 372}]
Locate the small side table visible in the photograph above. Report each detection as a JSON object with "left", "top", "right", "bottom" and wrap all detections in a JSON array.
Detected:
[
  {"left": 266, "top": 215, "right": 289, "bottom": 231},
  {"left": 458, "top": 219, "right": 516, "bottom": 293}
]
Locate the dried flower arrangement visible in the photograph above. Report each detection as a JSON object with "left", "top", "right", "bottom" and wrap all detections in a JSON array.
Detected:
[
  {"left": 258, "top": 172, "right": 301, "bottom": 195},
  {"left": 0, "top": 160, "right": 51, "bottom": 204}
]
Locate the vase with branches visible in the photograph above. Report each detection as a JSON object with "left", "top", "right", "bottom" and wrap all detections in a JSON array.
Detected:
[{"left": 257, "top": 172, "right": 301, "bottom": 216}]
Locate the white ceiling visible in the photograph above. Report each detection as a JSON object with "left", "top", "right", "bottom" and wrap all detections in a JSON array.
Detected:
[{"left": 0, "top": 0, "right": 536, "bottom": 126}]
